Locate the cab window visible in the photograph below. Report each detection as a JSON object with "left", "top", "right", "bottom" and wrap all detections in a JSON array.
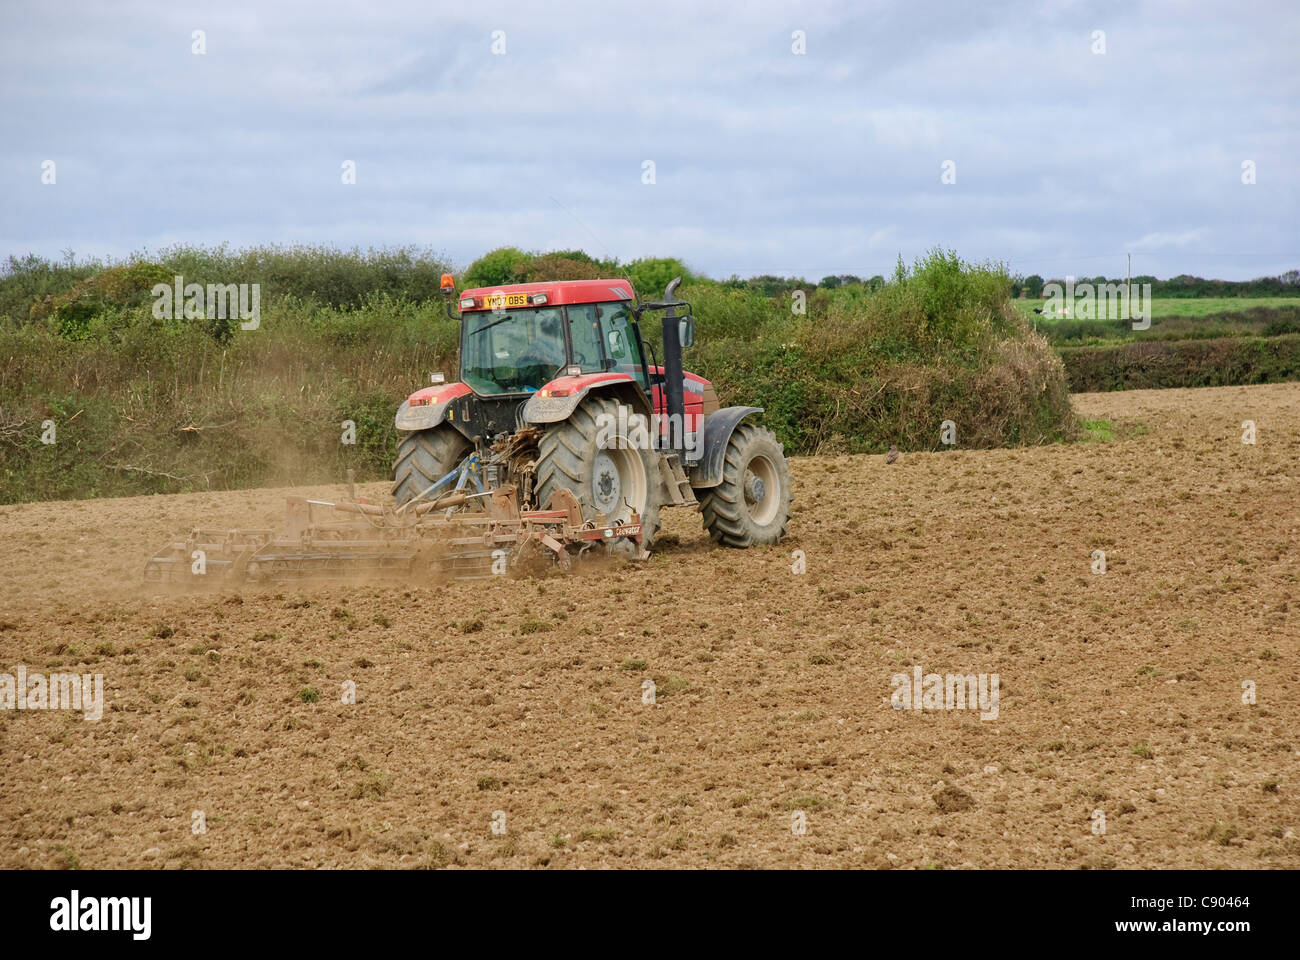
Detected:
[
  {"left": 566, "top": 304, "right": 605, "bottom": 373},
  {"left": 595, "top": 301, "right": 649, "bottom": 390},
  {"left": 461, "top": 307, "right": 566, "bottom": 394}
]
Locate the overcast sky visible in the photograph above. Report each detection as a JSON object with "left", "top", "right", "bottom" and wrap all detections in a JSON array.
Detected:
[{"left": 2, "top": 0, "right": 1297, "bottom": 281}]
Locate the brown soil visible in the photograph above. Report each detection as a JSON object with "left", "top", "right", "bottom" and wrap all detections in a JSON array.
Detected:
[{"left": 1, "top": 382, "right": 1296, "bottom": 869}]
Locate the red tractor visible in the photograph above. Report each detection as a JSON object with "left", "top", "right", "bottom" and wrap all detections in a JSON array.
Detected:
[
  {"left": 392, "top": 276, "right": 792, "bottom": 553},
  {"left": 143, "top": 275, "right": 792, "bottom": 584}
]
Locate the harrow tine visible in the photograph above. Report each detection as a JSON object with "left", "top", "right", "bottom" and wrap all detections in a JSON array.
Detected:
[{"left": 145, "top": 480, "right": 645, "bottom": 587}]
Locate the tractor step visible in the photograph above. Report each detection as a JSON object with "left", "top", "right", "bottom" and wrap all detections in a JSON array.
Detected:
[{"left": 659, "top": 452, "right": 697, "bottom": 506}]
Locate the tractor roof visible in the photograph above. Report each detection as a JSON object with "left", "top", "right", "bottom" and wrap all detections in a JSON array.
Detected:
[{"left": 458, "top": 278, "right": 634, "bottom": 310}]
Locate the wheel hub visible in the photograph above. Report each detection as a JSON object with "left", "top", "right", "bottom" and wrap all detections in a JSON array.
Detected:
[
  {"left": 743, "top": 454, "right": 781, "bottom": 526},
  {"left": 592, "top": 450, "right": 623, "bottom": 515}
]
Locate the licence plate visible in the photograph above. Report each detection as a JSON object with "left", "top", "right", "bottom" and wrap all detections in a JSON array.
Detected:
[{"left": 481, "top": 293, "right": 529, "bottom": 310}]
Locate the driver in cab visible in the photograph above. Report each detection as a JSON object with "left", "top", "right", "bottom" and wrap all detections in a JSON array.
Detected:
[{"left": 515, "top": 310, "right": 566, "bottom": 390}]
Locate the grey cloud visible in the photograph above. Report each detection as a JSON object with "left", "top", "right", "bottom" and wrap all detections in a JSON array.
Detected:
[{"left": 1, "top": 0, "right": 1296, "bottom": 280}]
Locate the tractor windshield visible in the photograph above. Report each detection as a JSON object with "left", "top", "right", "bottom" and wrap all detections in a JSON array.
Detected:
[{"left": 461, "top": 307, "right": 568, "bottom": 395}]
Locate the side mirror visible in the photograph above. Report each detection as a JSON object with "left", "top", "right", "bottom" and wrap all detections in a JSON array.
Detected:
[{"left": 679, "top": 316, "right": 695, "bottom": 348}]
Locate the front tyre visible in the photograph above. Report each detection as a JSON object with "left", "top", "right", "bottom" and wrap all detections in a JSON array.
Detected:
[
  {"left": 696, "top": 422, "right": 792, "bottom": 547},
  {"left": 392, "top": 427, "right": 472, "bottom": 507}
]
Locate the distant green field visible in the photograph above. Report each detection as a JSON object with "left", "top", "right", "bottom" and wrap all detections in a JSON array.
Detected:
[{"left": 1014, "top": 295, "right": 1298, "bottom": 322}]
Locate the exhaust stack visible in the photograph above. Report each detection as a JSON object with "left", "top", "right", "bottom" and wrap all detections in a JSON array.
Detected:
[{"left": 659, "top": 276, "right": 686, "bottom": 457}]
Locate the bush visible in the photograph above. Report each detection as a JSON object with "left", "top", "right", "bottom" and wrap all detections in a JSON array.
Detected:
[
  {"left": 30, "top": 262, "right": 173, "bottom": 340},
  {"left": 1060, "top": 334, "right": 1300, "bottom": 391},
  {"left": 686, "top": 249, "right": 1076, "bottom": 453},
  {"left": 1, "top": 245, "right": 456, "bottom": 327},
  {"left": 1040, "top": 305, "right": 1300, "bottom": 345},
  {"left": 519, "top": 252, "right": 609, "bottom": 282},
  {"left": 0, "top": 253, "right": 100, "bottom": 323},
  {"left": 461, "top": 247, "right": 533, "bottom": 288},
  {"left": 623, "top": 257, "right": 694, "bottom": 299},
  {"left": 0, "top": 294, "right": 456, "bottom": 503},
  {"left": 152, "top": 243, "right": 453, "bottom": 308}
]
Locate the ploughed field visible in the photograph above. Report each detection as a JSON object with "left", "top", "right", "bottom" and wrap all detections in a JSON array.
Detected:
[{"left": 0, "top": 383, "right": 1296, "bottom": 869}]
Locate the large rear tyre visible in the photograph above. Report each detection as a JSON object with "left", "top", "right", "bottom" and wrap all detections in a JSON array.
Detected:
[
  {"left": 392, "top": 427, "right": 472, "bottom": 507},
  {"left": 696, "top": 422, "right": 792, "bottom": 547},
  {"left": 535, "top": 395, "right": 662, "bottom": 549}
]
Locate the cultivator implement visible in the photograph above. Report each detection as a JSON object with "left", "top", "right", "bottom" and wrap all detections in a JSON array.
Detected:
[{"left": 144, "top": 485, "right": 644, "bottom": 586}]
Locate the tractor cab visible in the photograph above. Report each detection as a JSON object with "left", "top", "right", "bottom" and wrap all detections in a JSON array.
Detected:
[
  {"left": 455, "top": 280, "right": 652, "bottom": 397},
  {"left": 398, "top": 277, "right": 715, "bottom": 448}
]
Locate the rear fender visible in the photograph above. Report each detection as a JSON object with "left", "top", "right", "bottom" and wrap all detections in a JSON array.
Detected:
[
  {"left": 521, "top": 375, "right": 652, "bottom": 425},
  {"left": 685, "top": 406, "right": 763, "bottom": 489},
  {"left": 394, "top": 382, "right": 472, "bottom": 432}
]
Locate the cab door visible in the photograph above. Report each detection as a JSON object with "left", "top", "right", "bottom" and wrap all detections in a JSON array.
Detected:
[{"left": 595, "top": 301, "right": 652, "bottom": 394}]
